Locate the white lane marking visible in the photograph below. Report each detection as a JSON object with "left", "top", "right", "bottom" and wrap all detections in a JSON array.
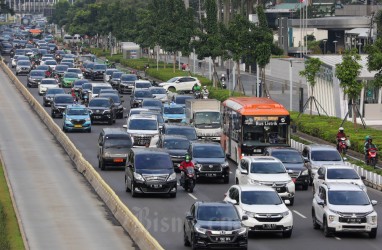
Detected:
[
  {"left": 188, "top": 193, "right": 198, "bottom": 200},
  {"left": 293, "top": 210, "right": 307, "bottom": 219},
  {"left": 335, "top": 237, "right": 341, "bottom": 240}
]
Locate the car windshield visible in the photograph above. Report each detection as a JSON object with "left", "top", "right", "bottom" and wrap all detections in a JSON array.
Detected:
[
  {"left": 93, "top": 86, "right": 111, "bottom": 95},
  {"left": 250, "top": 162, "right": 286, "bottom": 174},
  {"left": 134, "top": 91, "right": 152, "bottom": 98},
  {"left": 30, "top": 71, "right": 45, "bottom": 76},
  {"left": 163, "top": 139, "right": 190, "bottom": 150},
  {"left": 311, "top": 150, "right": 342, "bottom": 161},
  {"left": 197, "top": 206, "right": 239, "bottom": 221},
  {"left": 112, "top": 72, "right": 123, "bottom": 78},
  {"left": 94, "top": 64, "right": 107, "bottom": 70},
  {"left": 73, "top": 82, "right": 83, "bottom": 87},
  {"left": 106, "top": 70, "right": 117, "bottom": 75},
  {"left": 167, "top": 77, "right": 180, "bottom": 83},
  {"left": 241, "top": 191, "right": 283, "bottom": 205},
  {"left": 194, "top": 112, "right": 220, "bottom": 125},
  {"left": 150, "top": 88, "right": 166, "bottom": 94},
  {"left": 64, "top": 72, "right": 78, "bottom": 78},
  {"left": 142, "top": 100, "right": 162, "bottom": 107},
  {"left": 121, "top": 75, "right": 137, "bottom": 81},
  {"left": 82, "top": 83, "right": 92, "bottom": 90},
  {"left": 164, "top": 106, "right": 184, "bottom": 114},
  {"left": 36, "top": 66, "right": 49, "bottom": 71},
  {"left": 327, "top": 169, "right": 360, "bottom": 180},
  {"left": 175, "top": 96, "right": 193, "bottom": 105},
  {"left": 101, "top": 95, "right": 120, "bottom": 103},
  {"left": 67, "top": 108, "right": 88, "bottom": 116},
  {"left": 47, "top": 89, "right": 65, "bottom": 94},
  {"left": 18, "top": 61, "right": 30, "bottom": 66},
  {"left": 46, "top": 61, "right": 56, "bottom": 65},
  {"left": 192, "top": 145, "right": 224, "bottom": 158},
  {"left": 104, "top": 138, "right": 132, "bottom": 148},
  {"left": 68, "top": 68, "right": 81, "bottom": 73},
  {"left": 41, "top": 79, "right": 57, "bottom": 85},
  {"left": 136, "top": 82, "right": 151, "bottom": 88},
  {"left": 328, "top": 191, "right": 370, "bottom": 206},
  {"left": 166, "top": 128, "right": 197, "bottom": 140},
  {"left": 271, "top": 151, "right": 304, "bottom": 164},
  {"left": 135, "top": 154, "right": 172, "bottom": 169},
  {"left": 89, "top": 99, "right": 110, "bottom": 107},
  {"left": 56, "top": 65, "right": 68, "bottom": 71},
  {"left": 128, "top": 119, "right": 157, "bottom": 130},
  {"left": 55, "top": 96, "right": 73, "bottom": 103}
]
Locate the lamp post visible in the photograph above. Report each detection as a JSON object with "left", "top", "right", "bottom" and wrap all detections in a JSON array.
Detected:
[
  {"left": 323, "top": 39, "right": 327, "bottom": 54},
  {"left": 333, "top": 40, "right": 338, "bottom": 54},
  {"left": 358, "top": 42, "right": 362, "bottom": 54}
]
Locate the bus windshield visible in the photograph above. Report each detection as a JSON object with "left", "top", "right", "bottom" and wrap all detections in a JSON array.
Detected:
[{"left": 242, "top": 116, "right": 288, "bottom": 144}]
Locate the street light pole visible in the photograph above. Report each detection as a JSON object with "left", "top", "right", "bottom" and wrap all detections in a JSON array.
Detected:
[
  {"left": 289, "top": 60, "right": 293, "bottom": 110},
  {"left": 333, "top": 40, "right": 338, "bottom": 54},
  {"left": 358, "top": 42, "right": 362, "bottom": 54},
  {"left": 323, "top": 39, "right": 327, "bottom": 54}
]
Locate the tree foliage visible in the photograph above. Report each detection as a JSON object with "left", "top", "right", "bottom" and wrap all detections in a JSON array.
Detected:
[
  {"left": 299, "top": 57, "right": 322, "bottom": 89},
  {"left": 366, "top": 38, "right": 382, "bottom": 89}
]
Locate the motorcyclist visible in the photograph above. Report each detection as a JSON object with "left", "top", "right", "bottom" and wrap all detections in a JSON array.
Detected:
[
  {"left": 179, "top": 154, "right": 195, "bottom": 186},
  {"left": 336, "top": 127, "right": 347, "bottom": 150},
  {"left": 202, "top": 86, "right": 209, "bottom": 95},
  {"left": 192, "top": 83, "right": 201, "bottom": 92},
  {"left": 364, "top": 136, "right": 377, "bottom": 161},
  {"left": 220, "top": 73, "right": 226, "bottom": 82}
]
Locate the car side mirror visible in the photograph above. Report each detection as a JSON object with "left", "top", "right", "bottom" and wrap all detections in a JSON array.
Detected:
[
  {"left": 123, "top": 124, "right": 127, "bottom": 128},
  {"left": 284, "top": 200, "right": 291, "bottom": 205},
  {"left": 343, "top": 157, "right": 348, "bottom": 161},
  {"left": 62, "top": 112, "right": 65, "bottom": 115},
  {"left": 361, "top": 176, "right": 366, "bottom": 180},
  {"left": 241, "top": 215, "right": 248, "bottom": 221},
  {"left": 371, "top": 200, "right": 378, "bottom": 206},
  {"left": 317, "top": 200, "right": 325, "bottom": 206},
  {"left": 303, "top": 157, "right": 309, "bottom": 163},
  {"left": 186, "top": 215, "right": 194, "bottom": 221},
  {"left": 318, "top": 175, "right": 324, "bottom": 180},
  {"left": 287, "top": 169, "right": 294, "bottom": 174}
]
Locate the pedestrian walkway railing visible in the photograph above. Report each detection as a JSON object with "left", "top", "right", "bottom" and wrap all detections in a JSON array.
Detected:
[{"left": 291, "top": 139, "right": 382, "bottom": 191}]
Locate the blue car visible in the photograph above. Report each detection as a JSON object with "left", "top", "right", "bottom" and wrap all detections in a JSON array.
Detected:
[
  {"left": 62, "top": 104, "right": 92, "bottom": 133},
  {"left": 163, "top": 103, "right": 186, "bottom": 123}
]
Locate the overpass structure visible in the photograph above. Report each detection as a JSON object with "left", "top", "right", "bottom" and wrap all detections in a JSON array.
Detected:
[{"left": 5, "top": 0, "right": 60, "bottom": 13}]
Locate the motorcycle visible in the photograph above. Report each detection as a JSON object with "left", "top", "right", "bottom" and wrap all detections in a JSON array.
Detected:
[
  {"left": 338, "top": 137, "right": 347, "bottom": 155},
  {"left": 180, "top": 167, "right": 196, "bottom": 193},
  {"left": 194, "top": 91, "right": 201, "bottom": 99},
  {"left": 366, "top": 147, "right": 378, "bottom": 168},
  {"left": 202, "top": 91, "right": 209, "bottom": 99},
  {"left": 221, "top": 79, "right": 226, "bottom": 89}
]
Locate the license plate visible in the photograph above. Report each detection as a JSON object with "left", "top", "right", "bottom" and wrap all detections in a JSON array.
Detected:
[
  {"left": 217, "top": 237, "right": 231, "bottom": 242},
  {"left": 94, "top": 116, "right": 101, "bottom": 119},
  {"left": 74, "top": 125, "right": 82, "bottom": 128},
  {"left": 347, "top": 218, "right": 362, "bottom": 223},
  {"left": 113, "top": 158, "right": 124, "bottom": 163},
  {"left": 206, "top": 173, "right": 216, "bottom": 177},
  {"left": 151, "top": 184, "right": 162, "bottom": 188},
  {"left": 263, "top": 224, "right": 277, "bottom": 229}
]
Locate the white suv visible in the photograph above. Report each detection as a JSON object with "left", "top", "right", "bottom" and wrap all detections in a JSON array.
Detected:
[
  {"left": 125, "top": 114, "right": 159, "bottom": 147},
  {"left": 312, "top": 182, "right": 377, "bottom": 238},
  {"left": 235, "top": 156, "right": 295, "bottom": 205},
  {"left": 159, "top": 76, "right": 200, "bottom": 92},
  {"left": 312, "top": 165, "right": 366, "bottom": 195},
  {"left": 224, "top": 185, "right": 293, "bottom": 238}
]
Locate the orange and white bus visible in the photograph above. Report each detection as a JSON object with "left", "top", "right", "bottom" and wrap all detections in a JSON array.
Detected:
[{"left": 221, "top": 97, "right": 290, "bottom": 163}]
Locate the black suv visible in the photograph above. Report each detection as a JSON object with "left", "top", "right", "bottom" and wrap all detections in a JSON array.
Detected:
[
  {"left": 43, "top": 88, "right": 65, "bottom": 107},
  {"left": 88, "top": 97, "right": 117, "bottom": 124},
  {"left": 90, "top": 63, "right": 107, "bottom": 81},
  {"left": 82, "top": 61, "right": 94, "bottom": 79},
  {"left": 184, "top": 201, "right": 248, "bottom": 249},
  {"left": 119, "top": 74, "right": 138, "bottom": 94},
  {"left": 161, "top": 123, "right": 198, "bottom": 141},
  {"left": 51, "top": 94, "right": 74, "bottom": 118},
  {"left": 27, "top": 70, "right": 45, "bottom": 88},
  {"left": 156, "top": 135, "right": 190, "bottom": 169},
  {"left": 189, "top": 141, "right": 230, "bottom": 183},
  {"left": 98, "top": 128, "right": 133, "bottom": 171},
  {"left": 130, "top": 89, "right": 153, "bottom": 108},
  {"left": 99, "top": 93, "right": 124, "bottom": 119},
  {"left": 110, "top": 71, "right": 123, "bottom": 89},
  {"left": 124, "top": 148, "right": 177, "bottom": 197},
  {"left": 264, "top": 147, "right": 310, "bottom": 190}
]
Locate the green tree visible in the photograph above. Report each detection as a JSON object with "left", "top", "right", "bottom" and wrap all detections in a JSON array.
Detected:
[
  {"left": 0, "top": 1, "right": 14, "bottom": 16},
  {"left": 335, "top": 49, "right": 363, "bottom": 127},
  {"left": 366, "top": 38, "right": 382, "bottom": 89},
  {"left": 194, "top": 0, "right": 225, "bottom": 87},
  {"left": 49, "top": 0, "right": 70, "bottom": 27},
  {"left": 299, "top": 57, "right": 323, "bottom": 115}
]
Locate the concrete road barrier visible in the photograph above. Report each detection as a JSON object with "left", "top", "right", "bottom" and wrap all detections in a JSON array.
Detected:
[{"left": 0, "top": 61, "right": 164, "bottom": 250}]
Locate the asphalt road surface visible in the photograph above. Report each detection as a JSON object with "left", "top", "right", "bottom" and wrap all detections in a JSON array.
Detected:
[
  {"left": 0, "top": 68, "right": 136, "bottom": 249},
  {"left": 6, "top": 60, "right": 382, "bottom": 250}
]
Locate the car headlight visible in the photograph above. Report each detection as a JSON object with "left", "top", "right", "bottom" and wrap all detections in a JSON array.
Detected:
[
  {"left": 245, "top": 211, "right": 256, "bottom": 217},
  {"left": 103, "top": 110, "right": 110, "bottom": 114},
  {"left": 328, "top": 215, "right": 336, "bottom": 222},
  {"left": 221, "top": 162, "right": 229, "bottom": 168},
  {"left": 236, "top": 227, "right": 247, "bottom": 235},
  {"left": 65, "top": 117, "right": 71, "bottom": 122},
  {"left": 167, "top": 172, "right": 176, "bottom": 181},
  {"left": 196, "top": 164, "right": 202, "bottom": 169},
  {"left": 249, "top": 179, "right": 261, "bottom": 185},
  {"left": 301, "top": 169, "right": 309, "bottom": 176},
  {"left": 370, "top": 215, "right": 377, "bottom": 224},
  {"left": 282, "top": 210, "right": 290, "bottom": 217},
  {"left": 329, "top": 209, "right": 340, "bottom": 215},
  {"left": 195, "top": 226, "right": 207, "bottom": 234},
  {"left": 133, "top": 172, "right": 145, "bottom": 182},
  {"left": 85, "top": 117, "right": 91, "bottom": 121}
]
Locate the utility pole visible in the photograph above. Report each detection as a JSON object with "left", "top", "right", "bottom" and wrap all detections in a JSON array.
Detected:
[{"left": 109, "top": 32, "right": 112, "bottom": 57}]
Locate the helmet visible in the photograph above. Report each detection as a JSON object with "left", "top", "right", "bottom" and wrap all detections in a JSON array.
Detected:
[
  {"left": 368, "top": 136, "right": 373, "bottom": 141},
  {"left": 185, "top": 154, "right": 191, "bottom": 162},
  {"left": 339, "top": 127, "right": 344, "bottom": 131},
  {"left": 105, "top": 59, "right": 109, "bottom": 63},
  {"left": 221, "top": 74, "right": 225, "bottom": 77},
  {"left": 365, "top": 135, "right": 370, "bottom": 141},
  {"left": 203, "top": 86, "right": 207, "bottom": 90}
]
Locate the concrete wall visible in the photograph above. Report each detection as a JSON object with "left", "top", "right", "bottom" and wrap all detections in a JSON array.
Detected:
[{"left": 335, "top": 5, "right": 382, "bottom": 16}]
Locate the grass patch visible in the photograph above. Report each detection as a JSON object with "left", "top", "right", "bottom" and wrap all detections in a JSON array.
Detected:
[{"left": 0, "top": 162, "right": 24, "bottom": 250}]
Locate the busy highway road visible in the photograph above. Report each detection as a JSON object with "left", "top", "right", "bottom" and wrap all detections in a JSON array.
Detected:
[{"left": 6, "top": 59, "right": 382, "bottom": 250}]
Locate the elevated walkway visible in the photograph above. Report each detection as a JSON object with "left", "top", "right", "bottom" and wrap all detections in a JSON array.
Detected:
[{"left": 288, "top": 16, "right": 371, "bottom": 29}]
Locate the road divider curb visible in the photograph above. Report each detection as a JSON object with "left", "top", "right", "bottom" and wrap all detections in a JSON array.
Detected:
[{"left": 0, "top": 61, "right": 164, "bottom": 250}]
